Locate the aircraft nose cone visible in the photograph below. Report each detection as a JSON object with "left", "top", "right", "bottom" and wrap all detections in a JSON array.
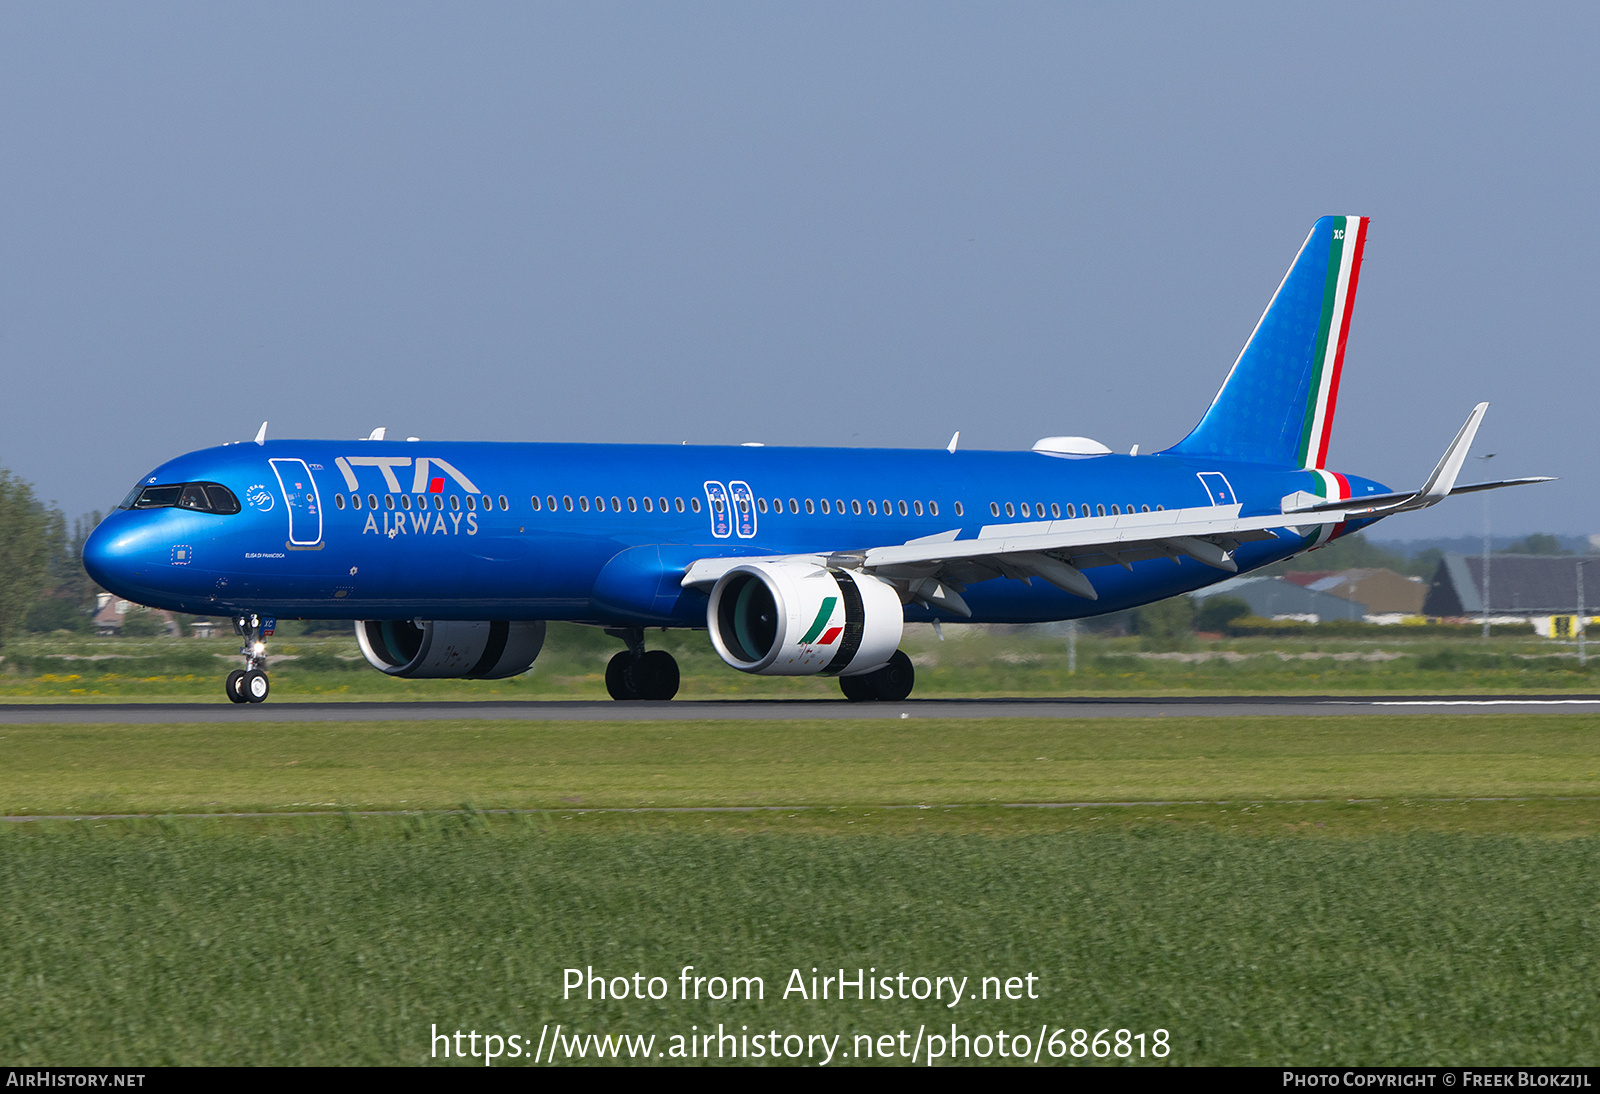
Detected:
[{"left": 81, "top": 513, "right": 148, "bottom": 594}]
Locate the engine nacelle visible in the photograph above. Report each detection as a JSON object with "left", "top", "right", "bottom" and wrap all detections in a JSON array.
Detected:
[
  {"left": 707, "top": 561, "right": 903, "bottom": 676},
  {"left": 355, "top": 620, "right": 547, "bottom": 679}
]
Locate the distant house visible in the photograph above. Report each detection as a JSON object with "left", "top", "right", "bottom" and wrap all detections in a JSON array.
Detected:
[
  {"left": 92, "top": 593, "right": 180, "bottom": 637},
  {"left": 1191, "top": 576, "right": 1367, "bottom": 623},
  {"left": 1424, "top": 554, "right": 1599, "bottom": 634},
  {"left": 1308, "top": 568, "right": 1427, "bottom": 617}
]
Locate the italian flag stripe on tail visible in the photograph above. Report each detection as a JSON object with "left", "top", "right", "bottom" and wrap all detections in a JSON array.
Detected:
[{"left": 1297, "top": 216, "right": 1368, "bottom": 469}]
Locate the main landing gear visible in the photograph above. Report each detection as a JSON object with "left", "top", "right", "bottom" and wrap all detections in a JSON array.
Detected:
[
  {"left": 839, "top": 650, "right": 916, "bottom": 702},
  {"left": 604, "top": 627, "right": 680, "bottom": 701},
  {"left": 225, "top": 613, "right": 275, "bottom": 704}
]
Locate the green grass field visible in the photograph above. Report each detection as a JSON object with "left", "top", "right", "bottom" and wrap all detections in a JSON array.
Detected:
[
  {"left": 3, "top": 712, "right": 1600, "bottom": 1066},
  {"left": 1, "top": 623, "right": 1595, "bottom": 701},
  {"left": 4, "top": 714, "right": 1600, "bottom": 815}
]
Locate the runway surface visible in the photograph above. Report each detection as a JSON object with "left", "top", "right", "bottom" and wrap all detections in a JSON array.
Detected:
[{"left": 3, "top": 695, "right": 1600, "bottom": 723}]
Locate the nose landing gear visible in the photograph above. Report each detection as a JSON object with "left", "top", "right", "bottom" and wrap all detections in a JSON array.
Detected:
[
  {"left": 603, "top": 627, "right": 680, "bottom": 701},
  {"left": 226, "top": 614, "right": 275, "bottom": 703}
]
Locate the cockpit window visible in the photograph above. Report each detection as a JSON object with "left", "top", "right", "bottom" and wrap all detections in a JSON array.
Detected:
[
  {"left": 204, "top": 484, "right": 241, "bottom": 513},
  {"left": 132, "top": 485, "right": 183, "bottom": 509},
  {"left": 129, "top": 482, "right": 240, "bottom": 514}
]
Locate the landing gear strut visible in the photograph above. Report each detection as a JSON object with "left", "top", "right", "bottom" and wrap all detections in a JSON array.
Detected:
[
  {"left": 226, "top": 614, "right": 275, "bottom": 704},
  {"left": 839, "top": 649, "right": 915, "bottom": 702},
  {"left": 603, "top": 627, "right": 680, "bottom": 701}
]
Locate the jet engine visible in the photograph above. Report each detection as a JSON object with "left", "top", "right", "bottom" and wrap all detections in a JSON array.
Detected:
[
  {"left": 355, "top": 620, "right": 547, "bottom": 679},
  {"left": 707, "top": 561, "right": 903, "bottom": 676}
]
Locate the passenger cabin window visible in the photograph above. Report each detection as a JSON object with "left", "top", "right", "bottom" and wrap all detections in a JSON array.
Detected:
[
  {"left": 989, "top": 502, "right": 1000, "bottom": 517},
  {"left": 434, "top": 495, "right": 445, "bottom": 510},
  {"left": 368, "top": 494, "right": 377, "bottom": 510},
  {"left": 912, "top": 500, "right": 923, "bottom": 516},
  {"left": 334, "top": 494, "right": 345, "bottom": 509},
  {"left": 1020, "top": 503, "right": 1030, "bottom": 518},
  {"left": 756, "top": 498, "right": 767, "bottom": 514},
  {"left": 1051, "top": 503, "right": 1060, "bottom": 518},
  {"left": 929, "top": 501, "right": 940, "bottom": 516},
  {"left": 548, "top": 495, "right": 558, "bottom": 511},
  {"left": 867, "top": 500, "right": 877, "bottom": 515},
  {"left": 1096, "top": 504, "right": 1106, "bottom": 516},
  {"left": 628, "top": 497, "right": 638, "bottom": 513},
  {"left": 659, "top": 497, "right": 669, "bottom": 512},
  {"left": 821, "top": 499, "right": 830, "bottom": 514},
  {"left": 400, "top": 495, "right": 412, "bottom": 510},
  {"left": 612, "top": 496, "right": 621, "bottom": 512},
  {"left": 386, "top": 495, "right": 395, "bottom": 510},
  {"left": 690, "top": 498, "right": 701, "bottom": 513},
  {"left": 805, "top": 499, "right": 815, "bottom": 514},
  {"left": 451, "top": 495, "right": 460, "bottom": 511},
  {"left": 789, "top": 498, "right": 799, "bottom": 514},
  {"left": 1005, "top": 502, "right": 1015, "bottom": 518},
  {"left": 643, "top": 496, "right": 653, "bottom": 512},
  {"left": 351, "top": 494, "right": 362, "bottom": 509},
  {"left": 579, "top": 496, "right": 589, "bottom": 512},
  {"left": 563, "top": 495, "right": 574, "bottom": 511}
]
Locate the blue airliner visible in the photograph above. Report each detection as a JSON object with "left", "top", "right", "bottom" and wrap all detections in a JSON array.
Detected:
[{"left": 84, "top": 217, "right": 1547, "bottom": 703}]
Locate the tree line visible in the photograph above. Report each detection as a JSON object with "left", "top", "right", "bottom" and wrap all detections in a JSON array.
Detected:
[{"left": 0, "top": 467, "right": 103, "bottom": 648}]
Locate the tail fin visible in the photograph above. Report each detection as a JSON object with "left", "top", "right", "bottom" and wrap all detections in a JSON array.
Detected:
[{"left": 1163, "top": 215, "right": 1368, "bottom": 468}]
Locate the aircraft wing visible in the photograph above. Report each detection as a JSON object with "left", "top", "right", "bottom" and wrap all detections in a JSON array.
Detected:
[
  {"left": 681, "top": 403, "right": 1551, "bottom": 618},
  {"left": 680, "top": 502, "right": 1335, "bottom": 617}
]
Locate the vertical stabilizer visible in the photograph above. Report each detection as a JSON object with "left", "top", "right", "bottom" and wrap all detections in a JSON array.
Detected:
[{"left": 1163, "top": 216, "right": 1368, "bottom": 468}]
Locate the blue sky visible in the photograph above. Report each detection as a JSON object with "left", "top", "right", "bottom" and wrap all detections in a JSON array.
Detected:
[{"left": 2, "top": 3, "right": 1593, "bottom": 539}]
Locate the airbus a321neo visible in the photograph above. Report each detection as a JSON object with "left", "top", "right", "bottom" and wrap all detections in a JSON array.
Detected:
[{"left": 84, "top": 217, "right": 1549, "bottom": 703}]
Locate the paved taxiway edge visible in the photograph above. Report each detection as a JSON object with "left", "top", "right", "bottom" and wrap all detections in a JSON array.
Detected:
[{"left": 2, "top": 696, "right": 1600, "bottom": 724}]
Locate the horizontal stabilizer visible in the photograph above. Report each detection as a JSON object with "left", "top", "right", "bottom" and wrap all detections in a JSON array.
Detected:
[
  {"left": 1279, "top": 404, "right": 1553, "bottom": 520},
  {"left": 1284, "top": 476, "right": 1555, "bottom": 516}
]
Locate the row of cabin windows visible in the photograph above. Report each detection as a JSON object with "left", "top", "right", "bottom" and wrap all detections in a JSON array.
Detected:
[
  {"left": 331, "top": 492, "right": 1167, "bottom": 522},
  {"left": 988, "top": 501, "right": 1165, "bottom": 519},
  {"left": 532, "top": 495, "right": 701, "bottom": 514},
  {"left": 751, "top": 497, "right": 948, "bottom": 518},
  {"left": 524, "top": 495, "right": 965, "bottom": 518},
  {"left": 333, "top": 493, "right": 510, "bottom": 512}
]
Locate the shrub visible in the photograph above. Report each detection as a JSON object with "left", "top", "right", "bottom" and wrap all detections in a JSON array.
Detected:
[{"left": 1132, "top": 595, "right": 1195, "bottom": 651}]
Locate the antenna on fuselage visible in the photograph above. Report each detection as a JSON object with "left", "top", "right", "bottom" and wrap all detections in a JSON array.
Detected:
[
  {"left": 367, "top": 427, "right": 386, "bottom": 441},
  {"left": 947, "top": 431, "right": 959, "bottom": 454},
  {"left": 254, "top": 422, "right": 268, "bottom": 446}
]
